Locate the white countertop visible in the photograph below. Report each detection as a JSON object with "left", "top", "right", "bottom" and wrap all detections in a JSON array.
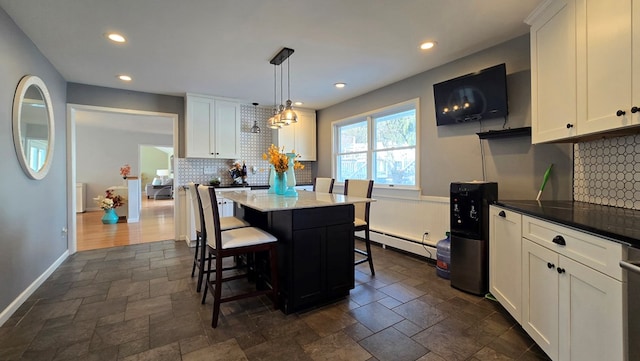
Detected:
[{"left": 221, "top": 190, "right": 374, "bottom": 212}]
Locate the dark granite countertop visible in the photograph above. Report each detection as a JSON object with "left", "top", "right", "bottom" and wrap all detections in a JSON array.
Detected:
[{"left": 494, "top": 200, "right": 640, "bottom": 248}]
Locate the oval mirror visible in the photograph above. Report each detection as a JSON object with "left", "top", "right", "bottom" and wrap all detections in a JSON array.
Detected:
[{"left": 12, "top": 75, "right": 55, "bottom": 180}]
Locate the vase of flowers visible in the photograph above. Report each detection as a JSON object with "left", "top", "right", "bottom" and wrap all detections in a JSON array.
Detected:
[
  {"left": 95, "top": 189, "right": 125, "bottom": 224},
  {"left": 120, "top": 164, "right": 131, "bottom": 179},
  {"left": 263, "top": 145, "right": 304, "bottom": 196}
]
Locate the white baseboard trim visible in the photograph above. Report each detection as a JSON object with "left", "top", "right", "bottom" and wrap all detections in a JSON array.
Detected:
[
  {"left": 0, "top": 250, "right": 69, "bottom": 327},
  {"left": 182, "top": 236, "right": 196, "bottom": 248},
  {"left": 362, "top": 230, "right": 437, "bottom": 261}
]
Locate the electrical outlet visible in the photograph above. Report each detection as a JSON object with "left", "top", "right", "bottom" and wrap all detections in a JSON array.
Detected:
[{"left": 203, "top": 166, "right": 216, "bottom": 175}]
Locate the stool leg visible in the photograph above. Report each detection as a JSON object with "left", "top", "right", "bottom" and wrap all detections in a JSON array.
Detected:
[
  {"left": 196, "top": 234, "right": 206, "bottom": 292},
  {"left": 191, "top": 232, "right": 200, "bottom": 277},
  {"left": 365, "top": 228, "right": 375, "bottom": 276},
  {"left": 202, "top": 247, "right": 212, "bottom": 305},
  {"left": 211, "top": 253, "right": 223, "bottom": 328}
]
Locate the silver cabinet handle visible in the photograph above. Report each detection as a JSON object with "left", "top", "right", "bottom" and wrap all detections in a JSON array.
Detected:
[{"left": 620, "top": 260, "right": 640, "bottom": 275}]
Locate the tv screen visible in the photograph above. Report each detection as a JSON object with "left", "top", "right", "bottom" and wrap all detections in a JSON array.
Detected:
[{"left": 433, "top": 63, "right": 508, "bottom": 126}]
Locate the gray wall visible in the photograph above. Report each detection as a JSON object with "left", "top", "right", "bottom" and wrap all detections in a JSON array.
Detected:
[
  {"left": 76, "top": 124, "right": 172, "bottom": 206},
  {"left": 67, "top": 83, "right": 185, "bottom": 156},
  {"left": 317, "top": 35, "right": 573, "bottom": 200},
  {"left": 0, "top": 8, "right": 67, "bottom": 312}
]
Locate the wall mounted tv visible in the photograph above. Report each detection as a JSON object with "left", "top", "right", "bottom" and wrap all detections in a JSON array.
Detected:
[{"left": 433, "top": 63, "right": 508, "bottom": 126}]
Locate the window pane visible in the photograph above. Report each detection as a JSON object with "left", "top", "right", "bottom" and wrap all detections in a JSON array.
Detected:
[
  {"left": 373, "top": 148, "right": 415, "bottom": 185},
  {"left": 337, "top": 153, "right": 367, "bottom": 182},
  {"left": 374, "top": 109, "right": 416, "bottom": 150},
  {"left": 338, "top": 121, "right": 367, "bottom": 153}
]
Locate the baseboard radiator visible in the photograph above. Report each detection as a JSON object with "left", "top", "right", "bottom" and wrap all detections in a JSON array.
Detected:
[{"left": 356, "top": 193, "right": 450, "bottom": 261}]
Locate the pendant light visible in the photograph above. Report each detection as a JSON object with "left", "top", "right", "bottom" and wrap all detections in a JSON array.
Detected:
[
  {"left": 268, "top": 63, "right": 281, "bottom": 129},
  {"left": 250, "top": 102, "right": 261, "bottom": 133},
  {"left": 280, "top": 51, "right": 298, "bottom": 124},
  {"left": 269, "top": 47, "right": 296, "bottom": 126}
]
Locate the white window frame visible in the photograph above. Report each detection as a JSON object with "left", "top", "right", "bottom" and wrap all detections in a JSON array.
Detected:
[{"left": 332, "top": 98, "right": 420, "bottom": 190}]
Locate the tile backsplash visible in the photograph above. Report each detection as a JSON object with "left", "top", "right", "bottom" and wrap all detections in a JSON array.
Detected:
[
  {"left": 574, "top": 133, "right": 640, "bottom": 210},
  {"left": 176, "top": 104, "right": 313, "bottom": 187}
]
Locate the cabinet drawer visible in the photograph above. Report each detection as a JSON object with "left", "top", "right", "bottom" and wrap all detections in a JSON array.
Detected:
[{"left": 522, "top": 216, "right": 625, "bottom": 280}]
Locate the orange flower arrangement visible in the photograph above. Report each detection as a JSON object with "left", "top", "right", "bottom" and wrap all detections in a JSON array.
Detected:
[
  {"left": 120, "top": 164, "right": 131, "bottom": 178},
  {"left": 262, "top": 144, "right": 304, "bottom": 173}
]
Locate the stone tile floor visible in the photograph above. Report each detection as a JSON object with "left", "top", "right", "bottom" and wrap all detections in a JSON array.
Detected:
[{"left": 0, "top": 240, "right": 550, "bottom": 361}]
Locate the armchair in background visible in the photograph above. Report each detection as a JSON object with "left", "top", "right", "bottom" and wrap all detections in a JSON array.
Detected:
[{"left": 146, "top": 178, "right": 173, "bottom": 199}]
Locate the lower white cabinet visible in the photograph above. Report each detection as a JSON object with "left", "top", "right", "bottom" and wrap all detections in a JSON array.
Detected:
[
  {"left": 522, "top": 239, "right": 624, "bottom": 361},
  {"left": 489, "top": 206, "right": 523, "bottom": 323},
  {"left": 489, "top": 205, "right": 626, "bottom": 361}
]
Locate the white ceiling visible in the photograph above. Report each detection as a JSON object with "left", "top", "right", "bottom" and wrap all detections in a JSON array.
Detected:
[{"left": 0, "top": 0, "right": 541, "bottom": 110}]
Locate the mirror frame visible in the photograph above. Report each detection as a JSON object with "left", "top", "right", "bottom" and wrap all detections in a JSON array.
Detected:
[{"left": 12, "top": 75, "right": 55, "bottom": 180}]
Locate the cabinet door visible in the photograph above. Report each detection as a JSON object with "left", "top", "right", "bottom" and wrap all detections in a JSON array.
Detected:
[
  {"left": 213, "top": 99, "right": 240, "bottom": 159},
  {"left": 558, "top": 256, "right": 625, "bottom": 361},
  {"left": 576, "top": 0, "right": 633, "bottom": 135},
  {"left": 294, "top": 109, "right": 316, "bottom": 161},
  {"left": 522, "top": 239, "right": 558, "bottom": 360},
  {"left": 489, "top": 207, "right": 522, "bottom": 322},
  {"left": 219, "top": 197, "right": 234, "bottom": 218},
  {"left": 185, "top": 94, "right": 214, "bottom": 158},
  {"left": 530, "top": 0, "right": 577, "bottom": 143},
  {"left": 272, "top": 108, "right": 316, "bottom": 161}
]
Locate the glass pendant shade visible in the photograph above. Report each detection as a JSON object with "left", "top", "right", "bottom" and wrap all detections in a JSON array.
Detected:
[
  {"left": 280, "top": 99, "right": 298, "bottom": 124},
  {"left": 250, "top": 102, "right": 261, "bottom": 133}
]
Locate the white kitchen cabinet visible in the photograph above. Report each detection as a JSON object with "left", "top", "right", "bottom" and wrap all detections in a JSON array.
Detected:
[
  {"left": 528, "top": 0, "right": 577, "bottom": 143},
  {"left": 527, "top": 0, "right": 640, "bottom": 143},
  {"left": 575, "top": 0, "right": 636, "bottom": 135},
  {"left": 272, "top": 108, "right": 316, "bottom": 161},
  {"left": 185, "top": 93, "right": 240, "bottom": 159},
  {"left": 488, "top": 206, "right": 522, "bottom": 323},
  {"left": 520, "top": 216, "right": 625, "bottom": 361},
  {"left": 522, "top": 239, "right": 560, "bottom": 359}
]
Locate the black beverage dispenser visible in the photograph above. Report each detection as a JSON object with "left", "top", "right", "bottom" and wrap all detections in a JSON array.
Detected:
[{"left": 449, "top": 181, "right": 498, "bottom": 295}]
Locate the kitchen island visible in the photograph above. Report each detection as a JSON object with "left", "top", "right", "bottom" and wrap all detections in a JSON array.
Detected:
[{"left": 222, "top": 190, "right": 374, "bottom": 314}]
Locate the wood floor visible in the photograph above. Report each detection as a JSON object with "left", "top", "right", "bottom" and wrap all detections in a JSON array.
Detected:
[{"left": 76, "top": 197, "right": 175, "bottom": 251}]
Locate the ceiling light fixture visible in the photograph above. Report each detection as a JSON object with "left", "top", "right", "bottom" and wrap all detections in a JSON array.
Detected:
[
  {"left": 420, "top": 41, "right": 436, "bottom": 50},
  {"left": 250, "top": 102, "right": 261, "bottom": 133},
  {"left": 269, "top": 47, "right": 297, "bottom": 126},
  {"left": 335, "top": 83, "right": 346, "bottom": 88},
  {"left": 106, "top": 33, "right": 126, "bottom": 43},
  {"left": 294, "top": 101, "right": 303, "bottom": 106},
  {"left": 118, "top": 75, "right": 132, "bottom": 81}
]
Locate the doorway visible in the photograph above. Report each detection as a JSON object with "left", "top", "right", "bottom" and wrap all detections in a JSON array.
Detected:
[{"left": 67, "top": 104, "right": 179, "bottom": 253}]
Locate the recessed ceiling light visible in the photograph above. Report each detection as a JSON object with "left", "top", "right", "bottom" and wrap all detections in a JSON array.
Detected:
[
  {"left": 294, "top": 101, "right": 303, "bottom": 106},
  {"left": 106, "top": 33, "right": 126, "bottom": 43},
  {"left": 335, "top": 83, "right": 346, "bottom": 88},
  {"left": 420, "top": 41, "right": 436, "bottom": 50},
  {"left": 118, "top": 75, "right": 132, "bottom": 81}
]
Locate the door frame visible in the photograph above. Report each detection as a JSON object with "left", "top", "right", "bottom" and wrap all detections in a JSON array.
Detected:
[{"left": 66, "top": 104, "right": 180, "bottom": 254}]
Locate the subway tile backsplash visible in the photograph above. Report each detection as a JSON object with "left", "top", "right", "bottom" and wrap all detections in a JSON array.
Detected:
[
  {"left": 574, "top": 133, "right": 640, "bottom": 210},
  {"left": 176, "top": 104, "right": 313, "bottom": 187}
]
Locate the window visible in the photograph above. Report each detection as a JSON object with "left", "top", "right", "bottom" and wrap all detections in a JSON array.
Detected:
[{"left": 333, "top": 99, "right": 418, "bottom": 187}]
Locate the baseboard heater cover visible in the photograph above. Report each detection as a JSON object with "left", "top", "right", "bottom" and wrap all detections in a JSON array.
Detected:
[{"left": 357, "top": 230, "right": 437, "bottom": 261}]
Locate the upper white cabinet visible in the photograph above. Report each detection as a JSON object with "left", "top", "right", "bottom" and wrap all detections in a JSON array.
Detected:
[
  {"left": 528, "top": 0, "right": 577, "bottom": 143},
  {"left": 527, "top": 0, "right": 640, "bottom": 143},
  {"left": 185, "top": 93, "right": 240, "bottom": 159},
  {"left": 576, "top": 0, "right": 636, "bottom": 135},
  {"left": 272, "top": 108, "right": 316, "bottom": 161}
]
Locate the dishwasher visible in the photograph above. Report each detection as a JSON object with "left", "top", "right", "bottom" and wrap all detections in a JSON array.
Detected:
[{"left": 620, "top": 247, "right": 640, "bottom": 361}]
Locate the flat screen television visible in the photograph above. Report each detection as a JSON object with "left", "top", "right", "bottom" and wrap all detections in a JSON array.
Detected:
[{"left": 433, "top": 63, "right": 508, "bottom": 126}]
